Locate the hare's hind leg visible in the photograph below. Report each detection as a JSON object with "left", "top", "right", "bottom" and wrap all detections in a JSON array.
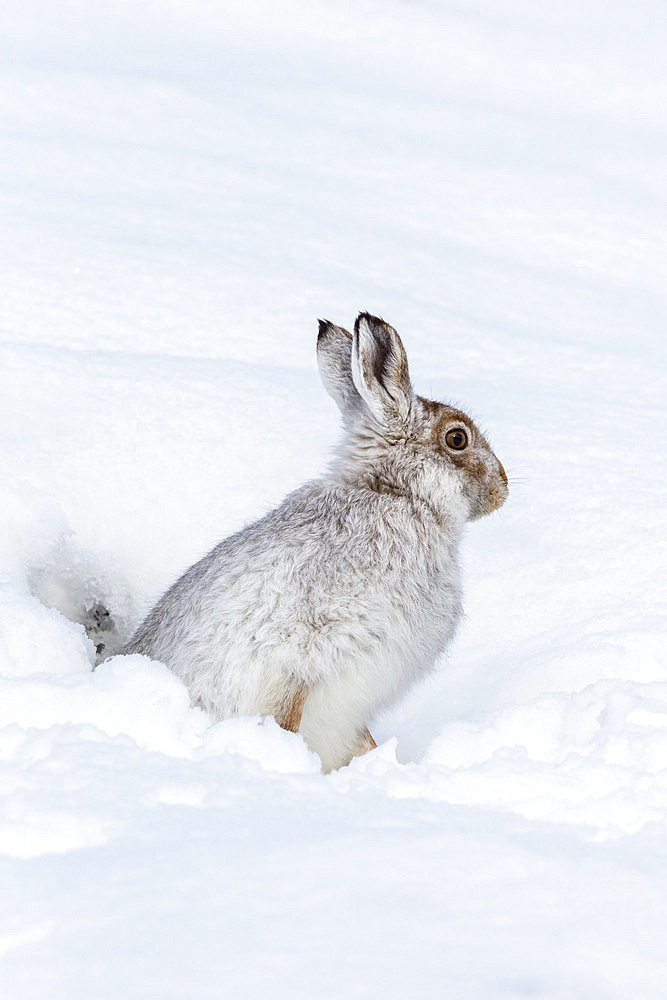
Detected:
[{"left": 273, "top": 682, "right": 309, "bottom": 733}]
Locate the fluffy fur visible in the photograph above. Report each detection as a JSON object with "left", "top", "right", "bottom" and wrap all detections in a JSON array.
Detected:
[{"left": 125, "top": 313, "right": 508, "bottom": 771}]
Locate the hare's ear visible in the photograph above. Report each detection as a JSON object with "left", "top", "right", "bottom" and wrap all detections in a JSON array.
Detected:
[
  {"left": 351, "top": 313, "right": 413, "bottom": 427},
  {"left": 317, "top": 320, "right": 364, "bottom": 422}
]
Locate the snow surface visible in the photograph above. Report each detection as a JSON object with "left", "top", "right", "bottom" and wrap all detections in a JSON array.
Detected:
[{"left": 1, "top": 1, "right": 666, "bottom": 997}]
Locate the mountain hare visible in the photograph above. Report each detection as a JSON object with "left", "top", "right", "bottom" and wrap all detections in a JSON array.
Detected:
[{"left": 125, "top": 313, "right": 508, "bottom": 771}]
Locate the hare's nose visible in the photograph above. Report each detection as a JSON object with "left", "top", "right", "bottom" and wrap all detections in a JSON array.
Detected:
[{"left": 497, "top": 460, "right": 508, "bottom": 487}]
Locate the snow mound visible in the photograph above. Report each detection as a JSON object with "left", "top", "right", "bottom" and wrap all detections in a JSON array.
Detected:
[
  {"left": 0, "top": 579, "right": 94, "bottom": 679},
  {"left": 2, "top": 582, "right": 667, "bottom": 844},
  {"left": 0, "top": 601, "right": 319, "bottom": 771},
  {"left": 201, "top": 715, "right": 321, "bottom": 774},
  {"left": 344, "top": 680, "right": 667, "bottom": 838}
]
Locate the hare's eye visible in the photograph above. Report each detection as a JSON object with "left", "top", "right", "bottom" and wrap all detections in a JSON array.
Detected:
[{"left": 445, "top": 428, "right": 468, "bottom": 451}]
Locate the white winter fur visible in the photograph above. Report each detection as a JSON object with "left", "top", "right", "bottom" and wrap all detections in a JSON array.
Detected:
[{"left": 125, "top": 314, "right": 508, "bottom": 771}]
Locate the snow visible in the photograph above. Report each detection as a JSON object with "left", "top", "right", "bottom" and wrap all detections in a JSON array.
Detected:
[{"left": 1, "top": 0, "right": 667, "bottom": 996}]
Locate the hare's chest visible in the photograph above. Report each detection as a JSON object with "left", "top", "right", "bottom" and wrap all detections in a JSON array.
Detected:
[
  {"left": 397, "top": 545, "right": 463, "bottom": 648},
  {"left": 428, "top": 561, "right": 464, "bottom": 635},
  {"left": 365, "top": 562, "right": 463, "bottom": 685}
]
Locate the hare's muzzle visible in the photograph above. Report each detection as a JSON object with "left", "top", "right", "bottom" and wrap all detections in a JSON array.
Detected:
[{"left": 483, "top": 457, "right": 508, "bottom": 515}]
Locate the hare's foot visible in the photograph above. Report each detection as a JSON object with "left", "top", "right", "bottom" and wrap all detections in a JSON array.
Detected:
[
  {"left": 273, "top": 682, "right": 309, "bottom": 733},
  {"left": 353, "top": 726, "right": 377, "bottom": 758},
  {"left": 322, "top": 727, "right": 376, "bottom": 772}
]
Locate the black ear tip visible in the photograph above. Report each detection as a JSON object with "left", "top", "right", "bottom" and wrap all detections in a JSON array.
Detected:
[
  {"left": 354, "top": 312, "right": 369, "bottom": 334},
  {"left": 354, "top": 312, "right": 387, "bottom": 336},
  {"left": 318, "top": 319, "right": 354, "bottom": 343}
]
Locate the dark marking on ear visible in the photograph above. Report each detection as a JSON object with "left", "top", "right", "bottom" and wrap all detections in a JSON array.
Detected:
[
  {"left": 371, "top": 337, "right": 396, "bottom": 396},
  {"left": 349, "top": 312, "right": 414, "bottom": 428},
  {"left": 354, "top": 312, "right": 397, "bottom": 396}
]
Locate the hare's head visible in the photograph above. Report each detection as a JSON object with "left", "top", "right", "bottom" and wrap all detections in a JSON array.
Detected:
[{"left": 317, "top": 313, "right": 508, "bottom": 523}]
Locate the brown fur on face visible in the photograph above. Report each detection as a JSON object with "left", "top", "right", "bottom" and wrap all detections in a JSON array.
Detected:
[
  {"left": 430, "top": 403, "right": 478, "bottom": 450},
  {"left": 416, "top": 398, "right": 508, "bottom": 518}
]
